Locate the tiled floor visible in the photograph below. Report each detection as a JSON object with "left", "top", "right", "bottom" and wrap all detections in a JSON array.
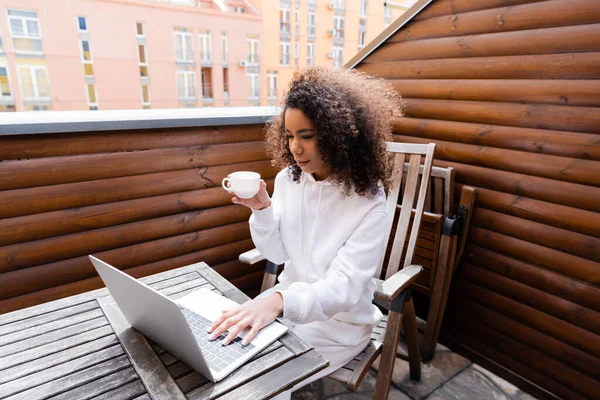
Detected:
[{"left": 291, "top": 343, "right": 537, "bottom": 400}]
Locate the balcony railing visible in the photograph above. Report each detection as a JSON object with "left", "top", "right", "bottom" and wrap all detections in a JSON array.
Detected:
[{"left": 202, "top": 84, "right": 213, "bottom": 99}]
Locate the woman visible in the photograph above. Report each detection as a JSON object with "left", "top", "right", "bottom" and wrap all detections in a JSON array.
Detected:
[{"left": 209, "top": 66, "right": 403, "bottom": 396}]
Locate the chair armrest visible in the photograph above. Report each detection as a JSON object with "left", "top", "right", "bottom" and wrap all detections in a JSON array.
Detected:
[
  {"left": 239, "top": 248, "right": 266, "bottom": 265},
  {"left": 374, "top": 265, "right": 422, "bottom": 302}
]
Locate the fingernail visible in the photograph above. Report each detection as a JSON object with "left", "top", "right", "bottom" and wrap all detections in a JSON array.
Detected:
[
  {"left": 242, "top": 340, "right": 248, "bottom": 346},
  {"left": 206, "top": 327, "right": 213, "bottom": 333},
  {"left": 221, "top": 340, "right": 228, "bottom": 346},
  {"left": 208, "top": 333, "right": 215, "bottom": 340}
]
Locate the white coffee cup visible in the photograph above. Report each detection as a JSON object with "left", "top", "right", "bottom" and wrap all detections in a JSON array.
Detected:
[{"left": 222, "top": 171, "right": 261, "bottom": 199}]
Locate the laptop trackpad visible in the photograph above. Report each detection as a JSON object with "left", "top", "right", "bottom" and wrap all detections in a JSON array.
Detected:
[{"left": 175, "top": 288, "right": 287, "bottom": 346}]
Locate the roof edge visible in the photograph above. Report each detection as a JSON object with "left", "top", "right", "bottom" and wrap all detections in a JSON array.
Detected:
[{"left": 345, "top": 0, "right": 435, "bottom": 71}]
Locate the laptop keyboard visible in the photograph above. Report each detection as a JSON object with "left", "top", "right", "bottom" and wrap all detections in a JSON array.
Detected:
[{"left": 179, "top": 306, "right": 255, "bottom": 372}]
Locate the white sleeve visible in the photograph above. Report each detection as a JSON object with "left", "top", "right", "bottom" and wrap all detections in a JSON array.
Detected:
[
  {"left": 248, "top": 173, "right": 289, "bottom": 265},
  {"left": 276, "top": 208, "right": 387, "bottom": 324}
]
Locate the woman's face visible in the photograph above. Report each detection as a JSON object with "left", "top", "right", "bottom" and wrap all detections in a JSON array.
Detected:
[{"left": 284, "top": 107, "right": 329, "bottom": 181}]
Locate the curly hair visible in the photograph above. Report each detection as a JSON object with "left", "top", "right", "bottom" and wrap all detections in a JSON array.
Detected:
[{"left": 264, "top": 66, "right": 404, "bottom": 197}]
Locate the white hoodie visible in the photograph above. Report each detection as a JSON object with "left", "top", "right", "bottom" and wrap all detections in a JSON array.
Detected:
[{"left": 249, "top": 168, "right": 386, "bottom": 326}]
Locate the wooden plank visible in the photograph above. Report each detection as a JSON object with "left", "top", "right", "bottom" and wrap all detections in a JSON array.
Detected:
[
  {"left": 98, "top": 297, "right": 187, "bottom": 400},
  {"left": 176, "top": 371, "right": 208, "bottom": 394},
  {"left": 148, "top": 272, "right": 205, "bottom": 291},
  {"left": 201, "top": 349, "right": 328, "bottom": 400},
  {"left": 0, "top": 290, "right": 107, "bottom": 327},
  {"left": 92, "top": 379, "right": 147, "bottom": 400},
  {"left": 456, "top": 183, "right": 600, "bottom": 238},
  {"left": 434, "top": 159, "right": 600, "bottom": 213},
  {"left": 457, "top": 294, "right": 600, "bottom": 381},
  {"left": 2, "top": 354, "right": 131, "bottom": 400},
  {"left": 47, "top": 367, "right": 140, "bottom": 400},
  {"left": 391, "top": 79, "right": 600, "bottom": 108},
  {"left": 461, "top": 263, "right": 600, "bottom": 335},
  {"left": 0, "top": 308, "right": 104, "bottom": 347},
  {"left": 403, "top": 99, "right": 600, "bottom": 135},
  {"left": 0, "top": 344, "right": 123, "bottom": 397},
  {"left": 0, "top": 326, "right": 115, "bottom": 372},
  {"left": 0, "top": 241, "right": 250, "bottom": 314},
  {"left": 357, "top": 52, "right": 600, "bottom": 80},
  {"left": 160, "top": 278, "right": 213, "bottom": 297},
  {"left": 187, "top": 346, "right": 294, "bottom": 399},
  {"left": 0, "top": 205, "right": 251, "bottom": 273},
  {"left": 0, "top": 124, "right": 266, "bottom": 159},
  {"left": 0, "top": 221, "right": 250, "bottom": 298},
  {"left": 470, "top": 227, "right": 600, "bottom": 286},
  {"left": 0, "top": 315, "right": 108, "bottom": 357},
  {"left": 396, "top": 135, "right": 600, "bottom": 187},
  {"left": 0, "top": 183, "right": 239, "bottom": 247},
  {"left": 393, "top": 0, "right": 600, "bottom": 43},
  {"left": 373, "top": 23, "right": 600, "bottom": 62},
  {"left": 440, "top": 332, "right": 570, "bottom": 400},
  {"left": 454, "top": 279, "right": 600, "bottom": 359},
  {"left": 386, "top": 154, "right": 421, "bottom": 279},
  {"left": 473, "top": 208, "right": 600, "bottom": 263},
  {"left": 0, "top": 300, "right": 99, "bottom": 336},
  {"left": 447, "top": 308, "right": 600, "bottom": 399},
  {"left": 0, "top": 141, "right": 267, "bottom": 190},
  {"left": 0, "top": 161, "right": 273, "bottom": 219},
  {"left": 0, "top": 338, "right": 121, "bottom": 385},
  {"left": 465, "top": 244, "right": 600, "bottom": 313}
]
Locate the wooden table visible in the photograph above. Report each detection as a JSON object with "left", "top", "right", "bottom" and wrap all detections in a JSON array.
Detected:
[{"left": 0, "top": 262, "right": 329, "bottom": 399}]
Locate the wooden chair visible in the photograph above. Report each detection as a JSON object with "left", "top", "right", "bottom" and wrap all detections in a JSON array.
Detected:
[
  {"left": 390, "top": 164, "right": 476, "bottom": 361},
  {"left": 239, "top": 142, "right": 435, "bottom": 399}
]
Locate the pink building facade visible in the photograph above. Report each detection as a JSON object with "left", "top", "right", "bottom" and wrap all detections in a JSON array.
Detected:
[{"left": 0, "top": 0, "right": 263, "bottom": 111}]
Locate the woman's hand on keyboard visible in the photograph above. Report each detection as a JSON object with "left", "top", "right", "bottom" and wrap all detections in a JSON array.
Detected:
[{"left": 207, "top": 292, "right": 284, "bottom": 346}]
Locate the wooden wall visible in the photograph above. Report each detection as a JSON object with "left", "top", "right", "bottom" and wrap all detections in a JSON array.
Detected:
[
  {"left": 0, "top": 123, "right": 277, "bottom": 314},
  {"left": 356, "top": 0, "right": 600, "bottom": 399}
]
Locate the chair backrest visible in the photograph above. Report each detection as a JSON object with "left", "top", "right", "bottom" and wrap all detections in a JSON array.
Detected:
[{"left": 376, "top": 142, "right": 436, "bottom": 280}]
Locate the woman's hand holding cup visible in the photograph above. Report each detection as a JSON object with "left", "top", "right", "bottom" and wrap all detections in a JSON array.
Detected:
[{"left": 222, "top": 172, "right": 271, "bottom": 210}]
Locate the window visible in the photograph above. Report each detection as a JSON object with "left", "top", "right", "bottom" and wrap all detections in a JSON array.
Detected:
[
  {"left": 176, "top": 70, "right": 196, "bottom": 99},
  {"left": 136, "top": 22, "right": 145, "bottom": 37},
  {"left": 77, "top": 16, "right": 87, "bottom": 32},
  {"left": 174, "top": 28, "right": 194, "bottom": 62},
  {"left": 295, "top": 42, "right": 299, "bottom": 66},
  {"left": 359, "top": 31, "right": 366, "bottom": 47},
  {"left": 221, "top": 32, "right": 228, "bottom": 64},
  {"left": 279, "top": 42, "right": 290, "bottom": 66},
  {"left": 233, "top": 6, "right": 245, "bottom": 13},
  {"left": 201, "top": 68, "right": 212, "bottom": 99},
  {"left": 18, "top": 65, "right": 50, "bottom": 100},
  {"left": 223, "top": 67, "right": 229, "bottom": 102},
  {"left": 141, "top": 83, "right": 150, "bottom": 108},
  {"left": 294, "top": 10, "right": 300, "bottom": 36},
  {"left": 247, "top": 73, "right": 259, "bottom": 99},
  {"left": 307, "top": 12, "right": 316, "bottom": 37},
  {"left": 8, "top": 10, "right": 43, "bottom": 54},
  {"left": 138, "top": 44, "right": 148, "bottom": 77},
  {"left": 0, "top": 67, "right": 11, "bottom": 96},
  {"left": 360, "top": 0, "right": 368, "bottom": 18},
  {"left": 198, "top": 31, "right": 211, "bottom": 63},
  {"left": 280, "top": 8, "right": 290, "bottom": 35},
  {"left": 80, "top": 40, "right": 94, "bottom": 76},
  {"left": 384, "top": 7, "right": 392, "bottom": 28},
  {"left": 334, "top": 16, "right": 345, "bottom": 40},
  {"left": 86, "top": 83, "right": 98, "bottom": 110},
  {"left": 267, "top": 71, "right": 278, "bottom": 99},
  {"left": 334, "top": 0, "right": 346, "bottom": 9},
  {"left": 246, "top": 37, "right": 259, "bottom": 65},
  {"left": 332, "top": 46, "right": 343, "bottom": 68},
  {"left": 307, "top": 43, "right": 315, "bottom": 65}
]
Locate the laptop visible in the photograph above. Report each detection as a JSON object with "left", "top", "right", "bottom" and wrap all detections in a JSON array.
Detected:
[{"left": 89, "top": 255, "right": 288, "bottom": 382}]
